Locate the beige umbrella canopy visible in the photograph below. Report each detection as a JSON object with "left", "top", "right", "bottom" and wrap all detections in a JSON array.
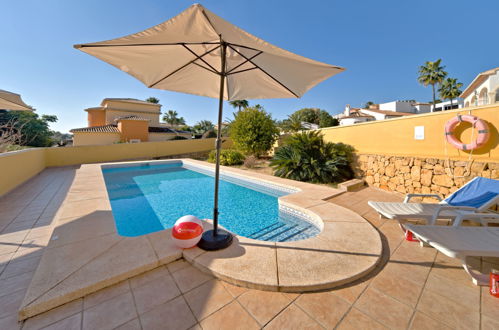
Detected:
[
  {"left": 0, "top": 89, "right": 32, "bottom": 111},
  {"left": 75, "top": 3, "right": 344, "bottom": 250},
  {"left": 74, "top": 3, "right": 344, "bottom": 100}
]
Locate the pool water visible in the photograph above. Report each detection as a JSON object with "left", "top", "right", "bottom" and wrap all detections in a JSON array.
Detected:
[{"left": 102, "top": 162, "right": 320, "bottom": 242}]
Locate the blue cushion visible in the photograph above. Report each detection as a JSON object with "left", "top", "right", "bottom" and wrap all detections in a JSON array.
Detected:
[{"left": 444, "top": 177, "right": 499, "bottom": 208}]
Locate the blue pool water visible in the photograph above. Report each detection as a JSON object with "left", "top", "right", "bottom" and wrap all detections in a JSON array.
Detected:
[{"left": 102, "top": 162, "right": 320, "bottom": 242}]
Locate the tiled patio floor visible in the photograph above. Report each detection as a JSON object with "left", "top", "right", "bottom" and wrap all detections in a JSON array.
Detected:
[{"left": 0, "top": 167, "right": 498, "bottom": 329}]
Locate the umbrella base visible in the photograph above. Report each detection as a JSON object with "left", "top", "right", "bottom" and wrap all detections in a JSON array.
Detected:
[{"left": 197, "top": 229, "right": 233, "bottom": 251}]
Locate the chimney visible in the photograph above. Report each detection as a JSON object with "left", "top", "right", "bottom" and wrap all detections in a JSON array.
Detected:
[{"left": 344, "top": 104, "right": 351, "bottom": 116}]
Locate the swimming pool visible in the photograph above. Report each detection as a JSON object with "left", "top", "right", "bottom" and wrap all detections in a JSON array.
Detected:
[{"left": 102, "top": 161, "right": 320, "bottom": 242}]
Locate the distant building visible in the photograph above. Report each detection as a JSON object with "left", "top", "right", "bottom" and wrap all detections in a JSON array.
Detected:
[
  {"left": 335, "top": 104, "right": 414, "bottom": 126},
  {"left": 460, "top": 67, "right": 499, "bottom": 107},
  {"left": 70, "top": 98, "right": 191, "bottom": 146}
]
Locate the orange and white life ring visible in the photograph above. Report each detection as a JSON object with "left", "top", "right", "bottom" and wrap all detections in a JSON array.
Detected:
[{"left": 444, "top": 114, "right": 489, "bottom": 151}]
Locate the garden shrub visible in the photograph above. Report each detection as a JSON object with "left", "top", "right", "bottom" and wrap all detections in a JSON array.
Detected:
[
  {"left": 208, "top": 149, "right": 245, "bottom": 166},
  {"left": 229, "top": 106, "right": 279, "bottom": 157},
  {"left": 270, "top": 131, "right": 354, "bottom": 183},
  {"left": 243, "top": 155, "right": 258, "bottom": 168}
]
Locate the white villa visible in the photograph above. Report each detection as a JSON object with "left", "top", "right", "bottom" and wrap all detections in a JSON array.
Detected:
[
  {"left": 335, "top": 104, "right": 414, "bottom": 126},
  {"left": 461, "top": 67, "right": 499, "bottom": 107}
]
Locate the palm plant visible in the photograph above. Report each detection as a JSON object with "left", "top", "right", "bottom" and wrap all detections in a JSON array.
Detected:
[
  {"left": 228, "top": 100, "right": 249, "bottom": 112},
  {"left": 279, "top": 115, "right": 304, "bottom": 133},
  {"left": 418, "top": 59, "right": 447, "bottom": 111},
  {"left": 439, "top": 78, "right": 463, "bottom": 109},
  {"left": 162, "top": 110, "right": 186, "bottom": 126},
  {"left": 193, "top": 120, "right": 214, "bottom": 134},
  {"left": 145, "top": 97, "right": 160, "bottom": 104},
  {"left": 270, "top": 131, "right": 354, "bottom": 183}
]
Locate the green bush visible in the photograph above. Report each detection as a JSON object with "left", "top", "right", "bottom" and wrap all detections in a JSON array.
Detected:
[
  {"left": 229, "top": 106, "right": 279, "bottom": 157},
  {"left": 208, "top": 149, "right": 245, "bottom": 166},
  {"left": 270, "top": 131, "right": 354, "bottom": 183}
]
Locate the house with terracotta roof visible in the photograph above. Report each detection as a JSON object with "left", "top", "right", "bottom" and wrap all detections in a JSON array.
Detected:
[
  {"left": 461, "top": 67, "right": 499, "bottom": 107},
  {"left": 70, "top": 98, "right": 191, "bottom": 146},
  {"left": 336, "top": 104, "right": 415, "bottom": 126}
]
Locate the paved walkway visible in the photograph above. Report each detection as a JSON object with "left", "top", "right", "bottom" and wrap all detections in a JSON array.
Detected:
[{"left": 0, "top": 168, "right": 497, "bottom": 329}]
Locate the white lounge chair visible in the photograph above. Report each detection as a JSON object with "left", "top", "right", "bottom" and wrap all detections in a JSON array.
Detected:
[
  {"left": 405, "top": 213, "right": 499, "bottom": 285},
  {"left": 368, "top": 177, "right": 499, "bottom": 226}
]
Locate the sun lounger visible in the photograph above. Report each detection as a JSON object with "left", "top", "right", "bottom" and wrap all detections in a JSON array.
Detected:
[
  {"left": 368, "top": 177, "right": 499, "bottom": 225},
  {"left": 405, "top": 223, "right": 499, "bottom": 285}
]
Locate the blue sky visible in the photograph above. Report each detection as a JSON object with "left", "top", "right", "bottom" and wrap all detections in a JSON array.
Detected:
[{"left": 1, "top": 0, "right": 497, "bottom": 133}]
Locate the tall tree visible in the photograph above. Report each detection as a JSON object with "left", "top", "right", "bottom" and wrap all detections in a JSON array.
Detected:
[
  {"left": 364, "top": 101, "right": 374, "bottom": 109},
  {"left": 162, "top": 110, "right": 186, "bottom": 126},
  {"left": 145, "top": 97, "right": 160, "bottom": 104},
  {"left": 418, "top": 59, "right": 447, "bottom": 112},
  {"left": 228, "top": 100, "right": 249, "bottom": 112},
  {"left": 0, "top": 110, "right": 58, "bottom": 147},
  {"left": 439, "top": 78, "right": 463, "bottom": 109}
]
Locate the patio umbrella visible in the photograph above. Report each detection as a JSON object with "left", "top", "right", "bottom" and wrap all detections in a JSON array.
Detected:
[
  {"left": 0, "top": 89, "right": 32, "bottom": 111},
  {"left": 74, "top": 3, "right": 345, "bottom": 250}
]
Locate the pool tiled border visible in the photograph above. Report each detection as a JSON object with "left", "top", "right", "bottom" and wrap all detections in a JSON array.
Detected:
[{"left": 18, "top": 159, "right": 382, "bottom": 320}]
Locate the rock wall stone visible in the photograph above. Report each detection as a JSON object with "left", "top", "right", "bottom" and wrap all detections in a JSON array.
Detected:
[{"left": 354, "top": 154, "right": 498, "bottom": 198}]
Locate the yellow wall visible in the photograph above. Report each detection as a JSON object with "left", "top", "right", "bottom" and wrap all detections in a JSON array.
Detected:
[
  {"left": 87, "top": 109, "right": 106, "bottom": 127},
  {"left": 0, "top": 149, "right": 46, "bottom": 196},
  {"left": 0, "top": 138, "right": 232, "bottom": 196},
  {"left": 45, "top": 138, "right": 232, "bottom": 167},
  {"left": 319, "top": 104, "right": 499, "bottom": 161},
  {"left": 118, "top": 120, "right": 149, "bottom": 142},
  {"left": 72, "top": 132, "right": 120, "bottom": 146}
]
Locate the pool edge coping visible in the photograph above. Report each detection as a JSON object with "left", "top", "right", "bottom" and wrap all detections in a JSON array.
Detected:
[{"left": 18, "top": 158, "right": 383, "bottom": 321}]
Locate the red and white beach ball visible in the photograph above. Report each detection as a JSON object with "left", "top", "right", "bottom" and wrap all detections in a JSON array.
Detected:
[{"left": 171, "top": 215, "right": 204, "bottom": 248}]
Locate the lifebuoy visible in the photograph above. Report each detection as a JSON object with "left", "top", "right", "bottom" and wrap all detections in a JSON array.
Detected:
[{"left": 444, "top": 114, "right": 490, "bottom": 150}]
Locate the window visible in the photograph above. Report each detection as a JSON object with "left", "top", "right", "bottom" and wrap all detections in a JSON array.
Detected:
[
  {"left": 495, "top": 89, "right": 499, "bottom": 103},
  {"left": 464, "top": 101, "right": 470, "bottom": 108},
  {"left": 471, "top": 96, "right": 477, "bottom": 106},
  {"left": 479, "top": 88, "right": 489, "bottom": 105}
]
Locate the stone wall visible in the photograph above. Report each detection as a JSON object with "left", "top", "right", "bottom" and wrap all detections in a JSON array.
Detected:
[{"left": 355, "top": 154, "right": 498, "bottom": 198}]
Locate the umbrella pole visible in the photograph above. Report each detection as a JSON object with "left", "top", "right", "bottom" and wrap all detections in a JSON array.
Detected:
[{"left": 198, "top": 41, "right": 233, "bottom": 251}]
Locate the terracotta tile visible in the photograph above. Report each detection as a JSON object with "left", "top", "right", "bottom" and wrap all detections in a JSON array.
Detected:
[
  {"left": 83, "top": 292, "right": 137, "bottom": 330},
  {"left": 430, "top": 253, "right": 475, "bottom": 286},
  {"left": 481, "top": 286, "right": 499, "bottom": 320},
  {"left": 482, "top": 314, "right": 499, "bottom": 330},
  {"left": 139, "top": 296, "right": 197, "bottom": 330},
  {"left": 355, "top": 287, "right": 413, "bottom": 329},
  {"left": 409, "top": 311, "right": 452, "bottom": 330},
  {"left": 23, "top": 299, "right": 83, "bottom": 330},
  {"left": 183, "top": 279, "right": 233, "bottom": 321},
  {"left": 295, "top": 291, "right": 351, "bottom": 328},
  {"left": 171, "top": 265, "right": 212, "bottom": 293},
  {"left": 263, "top": 303, "right": 323, "bottom": 330},
  {"left": 424, "top": 273, "right": 479, "bottom": 310},
  {"left": 129, "top": 266, "right": 170, "bottom": 289},
  {"left": 381, "top": 260, "right": 431, "bottom": 285},
  {"left": 113, "top": 318, "right": 141, "bottom": 330},
  {"left": 114, "top": 318, "right": 141, "bottom": 330},
  {"left": 132, "top": 273, "right": 181, "bottom": 314},
  {"left": 416, "top": 289, "right": 479, "bottom": 329},
  {"left": 337, "top": 307, "right": 388, "bottom": 330},
  {"left": 0, "top": 271, "right": 34, "bottom": 297},
  {"left": 371, "top": 268, "right": 424, "bottom": 307},
  {"left": 200, "top": 300, "right": 260, "bottom": 330},
  {"left": 0, "top": 254, "right": 40, "bottom": 280},
  {"left": 0, "top": 289, "right": 25, "bottom": 319},
  {"left": 0, "top": 314, "right": 21, "bottom": 330},
  {"left": 221, "top": 281, "right": 248, "bottom": 298},
  {"left": 43, "top": 313, "right": 82, "bottom": 330},
  {"left": 166, "top": 259, "right": 190, "bottom": 274},
  {"left": 238, "top": 290, "right": 292, "bottom": 325},
  {"left": 83, "top": 280, "right": 130, "bottom": 310},
  {"left": 332, "top": 281, "right": 369, "bottom": 304}
]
